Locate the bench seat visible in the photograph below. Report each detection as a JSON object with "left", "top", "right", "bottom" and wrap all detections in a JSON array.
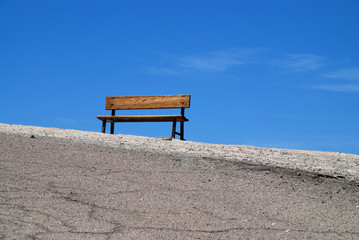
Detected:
[
  {"left": 97, "top": 115, "right": 188, "bottom": 123},
  {"left": 97, "top": 94, "right": 190, "bottom": 140}
]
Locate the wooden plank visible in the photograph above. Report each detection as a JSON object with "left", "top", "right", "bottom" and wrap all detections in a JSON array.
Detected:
[
  {"left": 105, "top": 94, "right": 191, "bottom": 110},
  {"left": 97, "top": 115, "right": 189, "bottom": 122}
]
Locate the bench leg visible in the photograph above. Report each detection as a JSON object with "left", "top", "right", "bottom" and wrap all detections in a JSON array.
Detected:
[
  {"left": 172, "top": 120, "right": 177, "bottom": 139},
  {"left": 180, "top": 122, "right": 185, "bottom": 140},
  {"left": 102, "top": 121, "right": 106, "bottom": 133},
  {"left": 110, "top": 122, "right": 114, "bottom": 134}
]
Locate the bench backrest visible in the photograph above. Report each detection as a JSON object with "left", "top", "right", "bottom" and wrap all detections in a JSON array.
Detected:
[{"left": 105, "top": 94, "right": 191, "bottom": 110}]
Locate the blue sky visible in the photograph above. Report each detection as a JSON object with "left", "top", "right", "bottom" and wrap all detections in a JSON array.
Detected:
[{"left": 1, "top": 0, "right": 358, "bottom": 154}]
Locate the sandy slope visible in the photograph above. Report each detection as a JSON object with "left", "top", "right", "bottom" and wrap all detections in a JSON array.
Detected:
[{"left": 1, "top": 123, "right": 358, "bottom": 182}]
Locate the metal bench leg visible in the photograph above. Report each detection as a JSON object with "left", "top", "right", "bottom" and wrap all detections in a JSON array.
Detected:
[
  {"left": 110, "top": 109, "right": 115, "bottom": 134},
  {"left": 172, "top": 120, "right": 177, "bottom": 139},
  {"left": 102, "top": 121, "right": 106, "bottom": 133},
  {"left": 180, "top": 122, "right": 184, "bottom": 140},
  {"left": 110, "top": 122, "right": 114, "bottom": 134}
]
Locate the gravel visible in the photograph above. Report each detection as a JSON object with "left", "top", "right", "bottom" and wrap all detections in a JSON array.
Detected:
[{"left": 1, "top": 123, "right": 358, "bottom": 182}]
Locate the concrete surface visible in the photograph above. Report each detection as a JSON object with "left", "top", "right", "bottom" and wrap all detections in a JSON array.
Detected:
[
  {"left": 1, "top": 123, "right": 359, "bottom": 182},
  {"left": 1, "top": 132, "right": 359, "bottom": 239}
]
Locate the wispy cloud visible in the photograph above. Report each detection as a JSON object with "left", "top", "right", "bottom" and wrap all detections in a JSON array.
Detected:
[
  {"left": 308, "top": 68, "right": 359, "bottom": 93},
  {"left": 148, "top": 48, "right": 269, "bottom": 75},
  {"left": 148, "top": 50, "right": 359, "bottom": 93},
  {"left": 325, "top": 68, "right": 359, "bottom": 81},
  {"left": 273, "top": 54, "right": 324, "bottom": 72},
  {"left": 178, "top": 50, "right": 243, "bottom": 72}
]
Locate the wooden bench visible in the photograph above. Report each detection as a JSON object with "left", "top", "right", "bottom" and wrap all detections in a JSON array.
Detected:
[{"left": 97, "top": 94, "right": 191, "bottom": 140}]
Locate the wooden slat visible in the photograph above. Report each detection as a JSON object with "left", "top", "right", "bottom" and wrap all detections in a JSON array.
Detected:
[
  {"left": 105, "top": 95, "right": 191, "bottom": 110},
  {"left": 97, "top": 115, "right": 189, "bottom": 122}
]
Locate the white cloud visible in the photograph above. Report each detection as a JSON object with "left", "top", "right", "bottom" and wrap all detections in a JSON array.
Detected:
[
  {"left": 147, "top": 48, "right": 272, "bottom": 75},
  {"left": 308, "top": 68, "right": 359, "bottom": 93},
  {"left": 178, "top": 51, "right": 243, "bottom": 72},
  {"left": 273, "top": 54, "right": 324, "bottom": 72},
  {"left": 325, "top": 68, "right": 359, "bottom": 81}
]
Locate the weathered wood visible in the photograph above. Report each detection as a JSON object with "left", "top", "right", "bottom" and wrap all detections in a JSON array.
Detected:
[
  {"left": 98, "top": 94, "right": 190, "bottom": 139},
  {"left": 97, "top": 115, "right": 188, "bottom": 122},
  {"left": 105, "top": 95, "right": 191, "bottom": 110}
]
